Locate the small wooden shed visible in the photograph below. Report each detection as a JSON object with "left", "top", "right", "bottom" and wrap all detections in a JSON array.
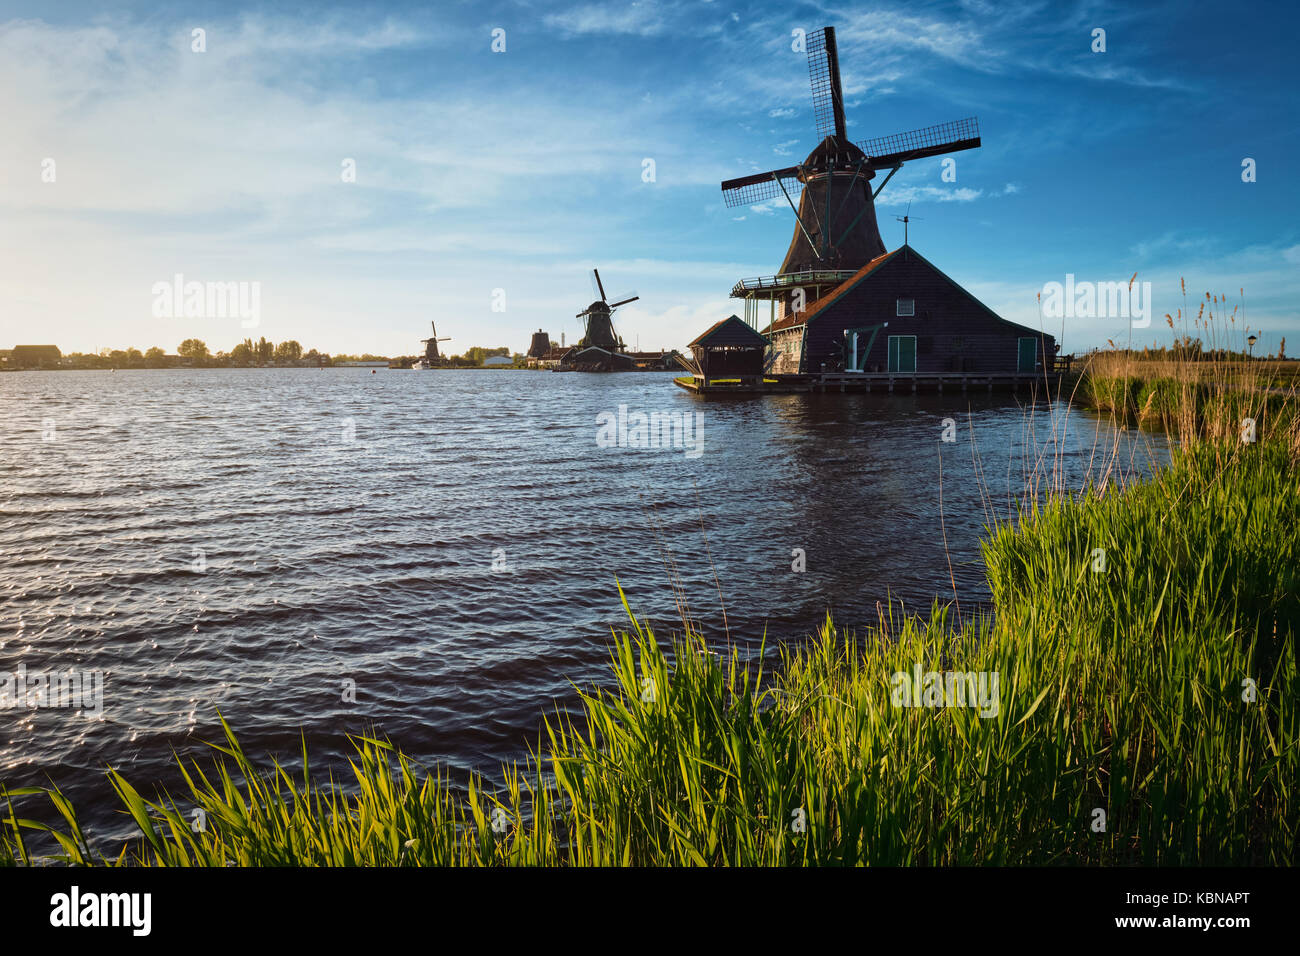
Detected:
[{"left": 688, "top": 315, "right": 768, "bottom": 381}]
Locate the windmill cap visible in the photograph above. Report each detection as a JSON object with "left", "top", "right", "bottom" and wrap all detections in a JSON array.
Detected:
[{"left": 801, "top": 136, "right": 872, "bottom": 178}]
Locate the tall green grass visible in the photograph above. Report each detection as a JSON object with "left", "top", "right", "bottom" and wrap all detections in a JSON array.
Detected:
[{"left": 3, "top": 439, "right": 1295, "bottom": 866}]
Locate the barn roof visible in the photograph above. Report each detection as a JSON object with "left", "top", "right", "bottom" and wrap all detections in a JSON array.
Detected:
[
  {"left": 769, "top": 250, "right": 900, "bottom": 332},
  {"left": 688, "top": 314, "right": 768, "bottom": 348},
  {"left": 766, "top": 246, "right": 1047, "bottom": 340}
]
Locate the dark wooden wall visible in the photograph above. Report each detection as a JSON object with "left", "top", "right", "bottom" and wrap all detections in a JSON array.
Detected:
[
  {"left": 787, "top": 250, "right": 1056, "bottom": 374},
  {"left": 696, "top": 346, "right": 764, "bottom": 377}
]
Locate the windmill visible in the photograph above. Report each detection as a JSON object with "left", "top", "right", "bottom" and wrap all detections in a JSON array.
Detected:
[
  {"left": 576, "top": 268, "right": 638, "bottom": 352},
  {"left": 527, "top": 330, "right": 551, "bottom": 359},
  {"left": 420, "top": 320, "right": 451, "bottom": 365},
  {"left": 721, "top": 26, "right": 980, "bottom": 276}
]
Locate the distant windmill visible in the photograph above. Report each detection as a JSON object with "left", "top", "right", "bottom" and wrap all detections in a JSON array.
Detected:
[
  {"left": 527, "top": 329, "right": 551, "bottom": 358},
  {"left": 721, "top": 26, "right": 980, "bottom": 274},
  {"left": 576, "top": 268, "right": 638, "bottom": 352},
  {"left": 421, "top": 320, "right": 451, "bottom": 363},
  {"left": 895, "top": 202, "right": 924, "bottom": 245}
]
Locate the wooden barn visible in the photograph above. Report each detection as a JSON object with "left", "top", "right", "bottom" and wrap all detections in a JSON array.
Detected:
[{"left": 766, "top": 246, "right": 1056, "bottom": 376}]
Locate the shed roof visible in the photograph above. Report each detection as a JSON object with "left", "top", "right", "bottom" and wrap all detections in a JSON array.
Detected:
[{"left": 688, "top": 314, "right": 768, "bottom": 348}]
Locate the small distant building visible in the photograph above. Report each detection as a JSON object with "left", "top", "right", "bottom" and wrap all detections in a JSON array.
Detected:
[
  {"left": 6, "top": 345, "right": 62, "bottom": 368},
  {"left": 562, "top": 345, "right": 635, "bottom": 371},
  {"left": 687, "top": 316, "right": 768, "bottom": 382},
  {"left": 627, "top": 349, "right": 678, "bottom": 371},
  {"left": 483, "top": 355, "right": 513, "bottom": 367},
  {"left": 530, "top": 347, "right": 569, "bottom": 369}
]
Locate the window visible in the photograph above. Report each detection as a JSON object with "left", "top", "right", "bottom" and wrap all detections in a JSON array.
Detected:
[{"left": 896, "top": 298, "right": 915, "bottom": 317}]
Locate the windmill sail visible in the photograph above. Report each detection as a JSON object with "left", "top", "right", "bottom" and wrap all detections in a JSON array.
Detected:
[
  {"left": 857, "top": 117, "right": 981, "bottom": 167},
  {"left": 806, "top": 27, "right": 847, "bottom": 141},
  {"left": 721, "top": 167, "right": 804, "bottom": 208}
]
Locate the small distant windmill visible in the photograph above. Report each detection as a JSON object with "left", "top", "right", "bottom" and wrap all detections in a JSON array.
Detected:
[
  {"left": 721, "top": 26, "right": 980, "bottom": 273},
  {"left": 576, "top": 268, "right": 638, "bottom": 352},
  {"left": 895, "top": 202, "right": 923, "bottom": 245},
  {"left": 421, "top": 320, "right": 451, "bottom": 364}
]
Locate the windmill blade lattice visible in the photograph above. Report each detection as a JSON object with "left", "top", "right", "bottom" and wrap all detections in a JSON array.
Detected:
[
  {"left": 721, "top": 169, "right": 805, "bottom": 208},
  {"left": 857, "top": 117, "right": 981, "bottom": 167},
  {"left": 806, "top": 27, "right": 847, "bottom": 140}
]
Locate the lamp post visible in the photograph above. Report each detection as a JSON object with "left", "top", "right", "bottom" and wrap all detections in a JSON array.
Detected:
[{"left": 1248, "top": 334, "right": 1257, "bottom": 361}]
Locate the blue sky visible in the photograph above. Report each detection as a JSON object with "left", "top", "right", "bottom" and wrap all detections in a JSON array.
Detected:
[{"left": 1, "top": 0, "right": 1297, "bottom": 356}]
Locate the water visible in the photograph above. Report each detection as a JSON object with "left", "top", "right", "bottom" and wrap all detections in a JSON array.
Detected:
[{"left": 0, "top": 368, "right": 1167, "bottom": 844}]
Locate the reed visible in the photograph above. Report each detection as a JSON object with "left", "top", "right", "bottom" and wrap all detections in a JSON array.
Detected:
[{"left": 1077, "top": 284, "right": 1299, "bottom": 450}]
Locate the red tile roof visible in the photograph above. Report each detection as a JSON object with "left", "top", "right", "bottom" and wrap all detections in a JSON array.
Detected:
[{"left": 768, "top": 249, "right": 901, "bottom": 332}]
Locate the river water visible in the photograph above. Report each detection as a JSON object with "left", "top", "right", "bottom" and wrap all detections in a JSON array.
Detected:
[{"left": 0, "top": 368, "right": 1167, "bottom": 845}]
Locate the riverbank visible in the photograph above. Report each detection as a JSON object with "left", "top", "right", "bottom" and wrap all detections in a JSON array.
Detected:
[{"left": 4, "top": 423, "right": 1295, "bottom": 865}]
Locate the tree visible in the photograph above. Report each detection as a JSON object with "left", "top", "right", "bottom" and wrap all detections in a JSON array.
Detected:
[
  {"left": 125, "top": 348, "right": 144, "bottom": 368},
  {"left": 178, "top": 339, "right": 210, "bottom": 366},
  {"left": 230, "top": 342, "right": 253, "bottom": 365},
  {"left": 273, "top": 340, "right": 302, "bottom": 364},
  {"left": 256, "top": 337, "right": 273, "bottom": 364},
  {"left": 1280, "top": 337, "right": 1286, "bottom": 360},
  {"left": 144, "top": 347, "right": 167, "bottom": 368}
]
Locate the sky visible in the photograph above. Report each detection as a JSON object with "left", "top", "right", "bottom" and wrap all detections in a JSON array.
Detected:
[{"left": 1, "top": 0, "right": 1297, "bottom": 357}]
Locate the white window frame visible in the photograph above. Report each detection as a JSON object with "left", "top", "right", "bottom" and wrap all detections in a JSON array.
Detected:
[{"left": 896, "top": 298, "right": 915, "bottom": 317}]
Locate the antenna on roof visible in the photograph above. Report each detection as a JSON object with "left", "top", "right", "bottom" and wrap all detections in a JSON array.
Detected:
[{"left": 895, "top": 202, "right": 924, "bottom": 246}]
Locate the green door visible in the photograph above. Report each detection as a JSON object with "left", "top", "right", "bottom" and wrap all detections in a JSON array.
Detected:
[
  {"left": 1017, "top": 337, "right": 1037, "bottom": 373},
  {"left": 887, "top": 335, "right": 916, "bottom": 373}
]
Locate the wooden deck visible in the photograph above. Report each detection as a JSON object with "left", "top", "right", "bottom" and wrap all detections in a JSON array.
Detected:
[{"left": 674, "top": 371, "right": 1062, "bottom": 395}]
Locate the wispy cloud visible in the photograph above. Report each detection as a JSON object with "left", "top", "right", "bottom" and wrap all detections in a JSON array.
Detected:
[
  {"left": 876, "top": 185, "right": 982, "bottom": 206},
  {"left": 544, "top": 2, "right": 670, "bottom": 37}
]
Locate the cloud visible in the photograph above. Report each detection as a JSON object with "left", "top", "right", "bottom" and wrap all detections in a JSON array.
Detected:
[
  {"left": 746, "top": 198, "right": 783, "bottom": 215},
  {"left": 1129, "top": 231, "right": 1217, "bottom": 261},
  {"left": 876, "top": 185, "right": 982, "bottom": 206},
  {"left": 768, "top": 107, "right": 797, "bottom": 118},
  {"left": 544, "top": 2, "right": 670, "bottom": 37}
]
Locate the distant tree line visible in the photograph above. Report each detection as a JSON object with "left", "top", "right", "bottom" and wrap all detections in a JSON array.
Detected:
[
  {"left": 49, "top": 338, "right": 331, "bottom": 369},
  {"left": 10, "top": 340, "right": 531, "bottom": 370}
]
